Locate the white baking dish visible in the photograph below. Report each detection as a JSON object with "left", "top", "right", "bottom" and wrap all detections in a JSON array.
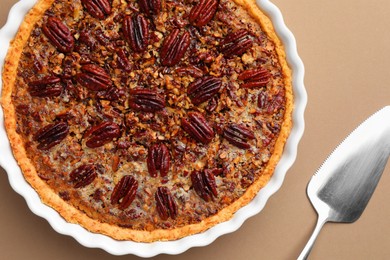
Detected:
[{"left": 0, "top": 0, "right": 306, "bottom": 256}]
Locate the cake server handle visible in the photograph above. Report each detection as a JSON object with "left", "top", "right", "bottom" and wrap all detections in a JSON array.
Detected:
[{"left": 298, "top": 213, "right": 327, "bottom": 260}]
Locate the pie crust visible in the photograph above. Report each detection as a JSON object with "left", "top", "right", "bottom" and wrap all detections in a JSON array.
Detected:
[{"left": 1, "top": 0, "right": 293, "bottom": 241}]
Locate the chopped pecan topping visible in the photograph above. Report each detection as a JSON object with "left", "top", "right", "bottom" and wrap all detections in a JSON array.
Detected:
[
  {"left": 76, "top": 64, "right": 112, "bottom": 91},
  {"left": 34, "top": 122, "right": 69, "bottom": 150},
  {"left": 28, "top": 76, "right": 63, "bottom": 97},
  {"left": 42, "top": 17, "right": 74, "bottom": 53},
  {"left": 81, "top": 0, "right": 112, "bottom": 20},
  {"left": 79, "top": 30, "right": 98, "bottom": 51},
  {"left": 85, "top": 121, "right": 121, "bottom": 148},
  {"left": 138, "top": 0, "right": 161, "bottom": 16},
  {"left": 129, "top": 88, "right": 166, "bottom": 112},
  {"left": 69, "top": 164, "right": 97, "bottom": 188},
  {"left": 111, "top": 175, "right": 138, "bottom": 210},
  {"left": 238, "top": 67, "right": 270, "bottom": 88},
  {"left": 189, "top": 0, "right": 219, "bottom": 27},
  {"left": 147, "top": 143, "right": 170, "bottom": 177},
  {"left": 223, "top": 123, "right": 255, "bottom": 149},
  {"left": 155, "top": 187, "right": 177, "bottom": 220},
  {"left": 219, "top": 29, "right": 253, "bottom": 57},
  {"left": 62, "top": 54, "right": 79, "bottom": 79},
  {"left": 123, "top": 14, "right": 149, "bottom": 53},
  {"left": 175, "top": 65, "right": 203, "bottom": 78},
  {"left": 58, "top": 191, "right": 70, "bottom": 201},
  {"left": 181, "top": 112, "right": 214, "bottom": 144},
  {"left": 187, "top": 76, "right": 222, "bottom": 105},
  {"left": 160, "top": 29, "right": 190, "bottom": 66},
  {"left": 206, "top": 168, "right": 224, "bottom": 176},
  {"left": 191, "top": 169, "right": 218, "bottom": 202}
]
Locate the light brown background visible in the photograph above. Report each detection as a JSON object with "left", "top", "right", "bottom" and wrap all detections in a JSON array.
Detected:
[{"left": 1, "top": 0, "right": 390, "bottom": 259}]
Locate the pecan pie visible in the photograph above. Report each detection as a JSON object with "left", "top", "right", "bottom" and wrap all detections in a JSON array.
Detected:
[{"left": 1, "top": 0, "right": 293, "bottom": 241}]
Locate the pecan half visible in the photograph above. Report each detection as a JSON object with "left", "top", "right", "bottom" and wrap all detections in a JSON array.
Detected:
[
  {"left": 191, "top": 170, "right": 218, "bottom": 202},
  {"left": 34, "top": 122, "right": 69, "bottom": 150},
  {"left": 189, "top": 0, "right": 219, "bottom": 27},
  {"left": 258, "top": 91, "right": 267, "bottom": 109},
  {"left": 111, "top": 175, "right": 138, "bottom": 210},
  {"left": 160, "top": 29, "right": 190, "bottom": 67},
  {"left": 205, "top": 96, "right": 218, "bottom": 112},
  {"left": 223, "top": 123, "right": 255, "bottom": 149},
  {"left": 97, "top": 86, "right": 125, "bottom": 101},
  {"left": 123, "top": 14, "right": 149, "bottom": 53},
  {"left": 219, "top": 29, "right": 253, "bottom": 57},
  {"left": 138, "top": 0, "right": 161, "bottom": 16},
  {"left": 181, "top": 112, "right": 214, "bottom": 144},
  {"left": 69, "top": 164, "right": 97, "bottom": 188},
  {"left": 81, "top": 0, "right": 111, "bottom": 19},
  {"left": 155, "top": 187, "right": 177, "bottom": 220},
  {"left": 129, "top": 88, "right": 165, "bottom": 112},
  {"left": 238, "top": 67, "right": 270, "bottom": 88},
  {"left": 76, "top": 64, "right": 112, "bottom": 91},
  {"left": 147, "top": 143, "right": 170, "bottom": 177},
  {"left": 28, "top": 76, "right": 63, "bottom": 97},
  {"left": 42, "top": 17, "right": 74, "bottom": 53},
  {"left": 85, "top": 121, "right": 121, "bottom": 148},
  {"left": 115, "top": 48, "right": 132, "bottom": 72},
  {"left": 259, "top": 91, "right": 285, "bottom": 114},
  {"left": 187, "top": 76, "right": 222, "bottom": 105}
]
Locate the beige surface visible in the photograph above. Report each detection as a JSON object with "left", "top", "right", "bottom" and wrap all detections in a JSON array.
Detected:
[{"left": 0, "top": 0, "right": 389, "bottom": 259}]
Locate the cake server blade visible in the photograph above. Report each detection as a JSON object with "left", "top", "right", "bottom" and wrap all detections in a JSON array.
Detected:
[{"left": 298, "top": 106, "right": 390, "bottom": 260}]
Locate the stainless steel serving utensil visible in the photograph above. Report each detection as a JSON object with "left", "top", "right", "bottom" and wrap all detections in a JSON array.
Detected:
[{"left": 298, "top": 106, "right": 390, "bottom": 260}]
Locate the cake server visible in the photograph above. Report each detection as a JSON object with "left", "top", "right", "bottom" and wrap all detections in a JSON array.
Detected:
[{"left": 298, "top": 106, "right": 390, "bottom": 260}]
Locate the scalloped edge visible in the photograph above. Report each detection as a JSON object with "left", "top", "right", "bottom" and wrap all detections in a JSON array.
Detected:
[{"left": 0, "top": 0, "right": 306, "bottom": 257}]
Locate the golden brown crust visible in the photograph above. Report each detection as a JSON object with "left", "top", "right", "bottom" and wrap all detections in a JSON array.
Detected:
[{"left": 1, "top": 0, "right": 292, "bottom": 241}]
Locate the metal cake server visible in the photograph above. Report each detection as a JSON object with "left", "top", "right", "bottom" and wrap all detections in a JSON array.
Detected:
[{"left": 298, "top": 106, "right": 390, "bottom": 260}]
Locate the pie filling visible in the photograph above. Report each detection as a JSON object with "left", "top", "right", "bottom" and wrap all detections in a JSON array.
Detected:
[{"left": 4, "top": 0, "right": 292, "bottom": 239}]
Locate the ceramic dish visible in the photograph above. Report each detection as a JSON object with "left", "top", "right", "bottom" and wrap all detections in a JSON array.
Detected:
[{"left": 0, "top": 0, "right": 306, "bottom": 256}]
